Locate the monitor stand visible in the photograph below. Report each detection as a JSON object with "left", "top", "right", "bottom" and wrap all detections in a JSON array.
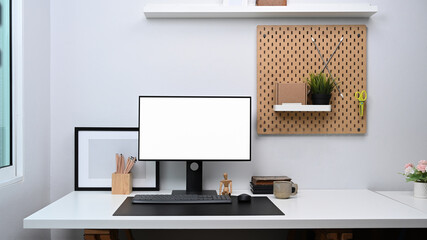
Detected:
[{"left": 171, "top": 161, "right": 217, "bottom": 195}]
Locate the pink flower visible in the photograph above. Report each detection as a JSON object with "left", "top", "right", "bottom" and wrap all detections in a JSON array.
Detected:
[
  {"left": 405, "top": 163, "right": 414, "bottom": 169},
  {"left": 405, "top": 167, "right": 415, "bottom": 175},
  {"left": 418, "top": 160, "right": 427, "bottom": 166},
  {"left": 416, "top": 164, "right": 427, "bottom": 173}
]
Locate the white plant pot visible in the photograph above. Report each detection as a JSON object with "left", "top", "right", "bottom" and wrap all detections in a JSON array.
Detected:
[{"left": 414, "top": 182, "right": 427, "bottom": 198}]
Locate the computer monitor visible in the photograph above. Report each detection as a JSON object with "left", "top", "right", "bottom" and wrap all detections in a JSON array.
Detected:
[{"left": 138, "top": 96, "right": 251, "bottom": 195}]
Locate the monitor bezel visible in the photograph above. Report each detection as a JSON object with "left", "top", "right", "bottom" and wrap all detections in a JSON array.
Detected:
[{"left": 138, "top": 96, "right": 252, "bottom": 162}]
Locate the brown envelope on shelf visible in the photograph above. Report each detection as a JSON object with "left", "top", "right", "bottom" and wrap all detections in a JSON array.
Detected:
[{"left": 276, "top": 83, "right": 307, "bottom": 105}]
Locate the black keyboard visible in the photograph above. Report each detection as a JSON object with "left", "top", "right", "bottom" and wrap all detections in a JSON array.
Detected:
[{"left": 132, "top": 194, "right": 232, "bottom": 204}]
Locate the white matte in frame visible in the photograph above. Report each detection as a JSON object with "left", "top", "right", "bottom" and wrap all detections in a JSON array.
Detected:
[{"left": 77, "top": 130, "right": 157, "bottom": 189}]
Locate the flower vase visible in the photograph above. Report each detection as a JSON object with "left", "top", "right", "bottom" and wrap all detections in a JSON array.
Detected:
[{"left": 414, "top": 182, "right": 427, "bottom": 198}]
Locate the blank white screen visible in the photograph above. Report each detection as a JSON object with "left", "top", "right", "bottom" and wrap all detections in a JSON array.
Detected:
[{"left": 139, "top": 97, "right": 251, "bottom": 161}]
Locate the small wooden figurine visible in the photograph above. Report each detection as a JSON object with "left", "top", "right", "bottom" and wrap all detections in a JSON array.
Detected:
[{"left": 219, "top": 173, "right": 232, "bottom": 195}]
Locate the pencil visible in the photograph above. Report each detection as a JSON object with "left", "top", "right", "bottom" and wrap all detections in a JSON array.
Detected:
[
  {"left": 125, "top": 157, "right": 136, "bottom": 174},
  {"left": 118, "top": 154, "right": 121, "bottom": 173},
  {"left": 115, "top": 153, "right": 119, "bottom": 173},
  {"left": 124, "top": 157, "right": 131, "bottom": 174},
  {"left": 120, "top": 154, "right": 124, "bottom": 173}
]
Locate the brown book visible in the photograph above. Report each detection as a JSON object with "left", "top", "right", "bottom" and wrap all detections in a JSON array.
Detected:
[
  {"left": 251, "top": 176, "right": 292, "bottom": 185},
  {"left": 256, "top": 0, "right": 287, "bottom": 6}
]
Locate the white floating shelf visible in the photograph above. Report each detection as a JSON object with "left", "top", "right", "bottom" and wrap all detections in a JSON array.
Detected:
[
  {"left": 144, "top": 3, "right": 377, "bottom": 19},
  {"left": 274, "top": 103, "right": 331, "bottom": 112}
]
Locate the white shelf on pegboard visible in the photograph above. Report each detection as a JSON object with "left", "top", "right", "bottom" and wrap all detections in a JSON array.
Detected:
[{"left": 273, "top": 103, "right": 331, "bottom": 112}]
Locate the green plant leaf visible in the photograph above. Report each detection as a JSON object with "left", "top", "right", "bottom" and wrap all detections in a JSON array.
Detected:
[{"left": 306, "top": 72, "right": 337, "bottom": 95}]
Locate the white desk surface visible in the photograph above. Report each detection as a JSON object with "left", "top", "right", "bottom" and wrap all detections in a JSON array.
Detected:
[
  {"left": 24, "top": 189, "right": 427, "bottom": 229},
  {"left": 377, "top": 191, "right": 427, "bottom": 214}
]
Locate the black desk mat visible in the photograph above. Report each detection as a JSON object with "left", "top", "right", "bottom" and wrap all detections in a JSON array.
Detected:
[{"left": 113, "top": 196, "right": 284, "bottom": 216}]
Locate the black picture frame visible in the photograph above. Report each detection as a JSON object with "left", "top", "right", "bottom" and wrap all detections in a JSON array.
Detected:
[{"left": 74, "top": 127, "right": 159, "bottom": 191}]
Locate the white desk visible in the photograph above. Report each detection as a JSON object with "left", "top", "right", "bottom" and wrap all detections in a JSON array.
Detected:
[
  {"left": 24, "top": 189, "right": 427, "bottom": 230},
  {"left": 377, "top": 191, "right": 427, "bottom": 214}
]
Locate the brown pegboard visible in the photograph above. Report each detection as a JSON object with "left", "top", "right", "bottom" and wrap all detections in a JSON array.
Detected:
[{"left": 257, "top": 25, "right": 367, "bottom": 135}]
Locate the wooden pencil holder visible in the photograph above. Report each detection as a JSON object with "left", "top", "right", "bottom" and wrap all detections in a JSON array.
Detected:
[{"left": 111, "top": 173, "right": 132, "bottom": 195}]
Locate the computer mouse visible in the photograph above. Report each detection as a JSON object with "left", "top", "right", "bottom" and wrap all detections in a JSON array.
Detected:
[{"left": 237, "top": 193, "right": 252, "bottom": 203}]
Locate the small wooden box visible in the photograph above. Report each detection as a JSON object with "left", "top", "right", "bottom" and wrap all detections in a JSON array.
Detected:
[
  {"left": 256, "top": 0, "right": 287, "bottom": 6},
  {"left": 112, "top": 173, "right": 132, "bottom": 195}
]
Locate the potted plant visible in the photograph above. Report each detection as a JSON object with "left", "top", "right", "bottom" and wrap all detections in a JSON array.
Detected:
[
  {"left": 306, "top": 73, "right": 337, "bottom": 105},
  {"left": 402, "top": 160, "right": 427, "bottom": 198}
]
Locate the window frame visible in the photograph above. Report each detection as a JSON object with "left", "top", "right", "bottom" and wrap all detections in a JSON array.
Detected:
[
  {"left": 0, "top": 0, "right": 23, "bottom": 187},
  {"left": 0, "top": 0, "right": 12, "bottom": 170}
]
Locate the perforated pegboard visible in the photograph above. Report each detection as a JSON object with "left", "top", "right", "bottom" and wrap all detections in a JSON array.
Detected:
[{"left": 257, "top": 25, "right": 367, "bottom": 135}]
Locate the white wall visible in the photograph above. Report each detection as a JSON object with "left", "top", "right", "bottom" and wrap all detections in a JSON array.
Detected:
[
  {"left": 49, "top": 0, "right": 427, "bottom": 239},
  {"left": 0, "top": 0, "right": 51, "bottom": 240}
]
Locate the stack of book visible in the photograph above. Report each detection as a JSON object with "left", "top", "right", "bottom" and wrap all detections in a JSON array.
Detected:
[{"left": 250, "top": 176, "right": 292, "bottom": 194}]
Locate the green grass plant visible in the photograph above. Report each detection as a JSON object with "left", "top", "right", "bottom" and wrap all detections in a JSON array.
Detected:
[{"left": 306, "top": 73, "right": 336, "bottom": 95}]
